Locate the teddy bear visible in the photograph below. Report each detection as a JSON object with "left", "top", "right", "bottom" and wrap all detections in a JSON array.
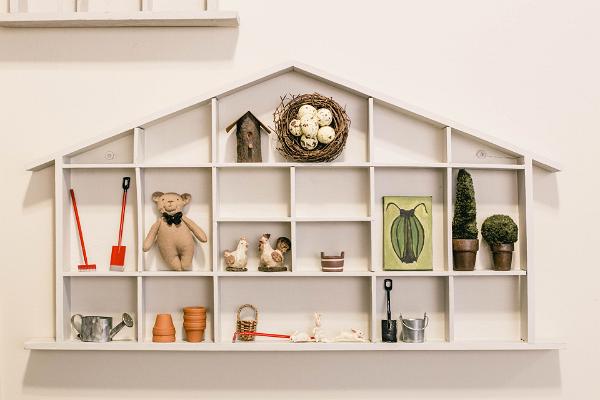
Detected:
[{"left": 143, "top": 192, "right": 208, "bottom": 271}]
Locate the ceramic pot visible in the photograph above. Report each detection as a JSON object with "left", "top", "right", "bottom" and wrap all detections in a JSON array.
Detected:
[
  {"left": 184, "top": 321, "right": 206, "bottom": 330},
  {"left": 184, "top": 328, "right": 205, "bottom": 343},
  {"left": 154, "top": 314, "right": 175, "bottom": 328},
  {"left": 183, "top": 307, "right": 206, "bottom": 315},
  {"left": 152, "top": 327, "right": 176, "bottom": 336},
  {"left": 184, "top": 317, "right": 205, "bottom": 324},
  {"left": 452, "top": 239, "right": 479, "bottom": 271},
  {"left": 183, "top": 314, "right": 206, "bottom": 321},
  {"left": 153, "top": 335, "right": 176, "bottom": 343},
  {"left": 152, "top": 314, "right": 176, "bottom": 340},
  {"left": 490, "top": 243, "right": 514, "bottom": 271}
]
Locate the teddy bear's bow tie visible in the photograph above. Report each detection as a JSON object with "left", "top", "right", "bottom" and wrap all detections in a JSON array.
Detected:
[{"left": 163, "top": 212, "right": 183, "bottom": 226}]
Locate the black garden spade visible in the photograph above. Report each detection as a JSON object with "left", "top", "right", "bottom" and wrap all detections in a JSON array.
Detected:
[{"left": 386, "top": 202, "right": 428, "bottom": 263}]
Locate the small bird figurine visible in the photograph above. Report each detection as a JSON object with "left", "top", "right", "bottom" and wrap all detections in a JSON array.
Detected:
[
  {"left": 223, "top": 237, "right": 249, "bottom": 272},
  {"left": 258, "top": 234, "right": 291, "bottom": 272}
]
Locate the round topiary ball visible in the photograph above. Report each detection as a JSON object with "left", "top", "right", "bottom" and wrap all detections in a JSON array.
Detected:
[{"left": 481, "top": 215, "right": 518, "bottom": 245}]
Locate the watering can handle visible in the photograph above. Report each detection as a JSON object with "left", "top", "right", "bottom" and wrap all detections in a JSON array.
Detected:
[{"left": 70, "top": 314, "right": 83, "bottom": 335}]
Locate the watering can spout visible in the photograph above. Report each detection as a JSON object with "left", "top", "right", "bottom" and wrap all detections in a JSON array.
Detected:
[{"left": 110, "top": 313, "right": 134, "bottom": 340}]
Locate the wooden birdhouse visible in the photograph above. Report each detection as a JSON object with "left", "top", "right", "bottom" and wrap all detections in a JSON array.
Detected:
[{"left": 225, "top": 111, "right": 271, "bottom": 163}]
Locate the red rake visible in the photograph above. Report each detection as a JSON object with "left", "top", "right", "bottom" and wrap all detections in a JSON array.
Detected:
[
  {"left": 110, "top": 177, "right": 130, "bottom": 271},
  {"left": 232, "top": 331, "right": 314, "bottom": 343},
  {"left": 70, "top": 189, "right": 96, "bottom": 272}
]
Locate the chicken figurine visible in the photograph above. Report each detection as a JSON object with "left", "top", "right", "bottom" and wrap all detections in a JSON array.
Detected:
[
  {"left": 258, "top": 234, "right": 291, "bottom": 272},
  {"left": 224, "top": 237, "right": 249, "bottom": 272}
]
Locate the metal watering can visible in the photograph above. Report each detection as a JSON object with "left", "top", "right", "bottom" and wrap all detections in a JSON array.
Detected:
[{"left": 71, "top": 313, "right": 134, "bottom": 342}]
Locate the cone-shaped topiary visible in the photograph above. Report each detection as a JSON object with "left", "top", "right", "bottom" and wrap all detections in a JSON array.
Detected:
[
  {"left": 452, "top": 169, "right": 478, "bottom": 240},
  {"left": 482, "top": 215, "right": 518, "bottom": 245}
]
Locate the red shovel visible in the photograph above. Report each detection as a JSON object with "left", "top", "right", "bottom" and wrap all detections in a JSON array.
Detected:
[
  {"left": 70, "top": 189, "right": 96, "bottom": 272},
  {"left": 110, "top": 177, "right": 131, "bottom": 271}
]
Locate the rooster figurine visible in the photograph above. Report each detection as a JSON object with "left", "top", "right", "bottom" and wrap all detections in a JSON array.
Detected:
[
  {"left": 224, "top": 237, "right": 249, "bottom": 272},
  {"left": 258, "top": 234, "right": 291, "bottom": 272}
]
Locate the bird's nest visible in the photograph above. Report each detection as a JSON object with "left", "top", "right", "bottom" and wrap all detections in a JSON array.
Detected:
[{"left": 273, "top": 93, "right": 350, "bottom": 162}]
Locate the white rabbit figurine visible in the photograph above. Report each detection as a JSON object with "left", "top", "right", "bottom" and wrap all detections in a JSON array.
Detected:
[
  {"left": 312, "top": 312, "right": 329, "bottom": 343},
  {"left": 334, "top": 328, "right": 368, "bottom": 342}
]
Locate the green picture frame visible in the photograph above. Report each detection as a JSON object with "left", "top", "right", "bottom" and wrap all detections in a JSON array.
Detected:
[{"left": 383, "top": 196, "right": 433, "bottom": 271}]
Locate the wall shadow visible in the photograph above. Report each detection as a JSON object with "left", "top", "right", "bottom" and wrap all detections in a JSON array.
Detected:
[
  {"left": 533, "top": 166, "right": 560, "bottom": 208},
  {"left": 23, "top": 350, "right": 561, "bottom": 395},
  {"left": 0, "top": 27, "right": 238, "bottom": 62}
]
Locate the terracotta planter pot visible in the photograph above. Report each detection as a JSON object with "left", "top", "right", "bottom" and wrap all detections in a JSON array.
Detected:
[
  {"left": 184, "top": 320, "right": 206, "bottom": 326},
  {"left": 491, "top": 243, "right": 514, "bottom": 271},
  {"left": 153, "top": 314, "right": 176, "bottom": 339},
  {"left": 184, "top": 322, "right": 206, "bottom": 330},
  {"left": 453, "top": 239, "right": 479, "bottom": 271},
  {"left": 154, "top": 314, "right": 175, "bottom": 328},
  {"left": 185, "top": 329, "right": 205, "bottom": 343},
  {"left": 183, "top": 307, "right": 206, "bottom": 316},
  {"left": 183, "top": 315, "right": 206, "bottom": 321},
  {"left": 152, "top": 327, "right": 176, "bottom": 336},
  {"left": 153, "top": 335, "right": 176, "bottom": 343}
]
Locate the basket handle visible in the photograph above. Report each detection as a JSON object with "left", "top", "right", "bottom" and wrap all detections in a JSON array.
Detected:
[{"left": 236, "top": 304, "right": 258, "bottom": 323}]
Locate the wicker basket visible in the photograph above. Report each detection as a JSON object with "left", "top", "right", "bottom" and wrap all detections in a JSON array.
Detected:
[{"left": 235, "top": 304, "right": 258, "bottom": 341}]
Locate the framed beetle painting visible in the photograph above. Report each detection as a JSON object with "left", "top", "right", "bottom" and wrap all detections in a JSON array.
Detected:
[{"left": 383, "top": 196, "right": 433, "bottom": 270}]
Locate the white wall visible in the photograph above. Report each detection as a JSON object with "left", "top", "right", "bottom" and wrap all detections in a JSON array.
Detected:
[{"left": 0, "top": 0, "right": 597, "bottom": 398}]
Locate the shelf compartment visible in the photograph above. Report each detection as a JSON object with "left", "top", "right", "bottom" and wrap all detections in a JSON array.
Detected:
[
  {"left": 295, "top": 167, "right": 370, "bottom": 219},
  {"left": 451, "top": 129, "right": 522, "bottom": 166},
  {"left": 454, "top": 276, "right": 523, "bottom": 341},
  {"left": 139, "top": 102, "right": 212, "bottom": 165},
  {"left": 217, "top": 221, "right": 292, "bottom": 272},
  {"left": 142, "top": 276, "right": 213, "bottom": 343},
  {"left": 63, "top": 276, "right": 137, "bottom": 342},
  {"left": 80, "top": 0, "right": 140, "bottom": 12},
  {"left": 374, "top": 277, "right": 447, "bottom": 342},
  {"left": 217, "top": 70, "right": 368, "bottom": 163},
  {"left": 295, "top": 221, "right": 370, "bottom": 272},
  {"left": 218, "top": 277, "right": 370, "bottom": 343},
  {"left": 372, "top": 100, "right": 446, "bottom": 163},
  {"left": 64, "top": 168, "right": 138, "bottom": 272},
  {"left": 66, "top": 130, "right": 134, "bottom": 165},
  {"left": 373, "top": 167, "right": 447, "bottom": 272},
  {"left": 451, "top": 168, "right": 525, "bottom": 270},
  {"left": 142, "top": 168, "right": 212, "bottom": 271},
  {"left": 217, "top": 167, "right": 290, "bottom": 219}
]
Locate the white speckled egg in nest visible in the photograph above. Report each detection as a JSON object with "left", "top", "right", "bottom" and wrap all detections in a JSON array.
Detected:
[
  {"left": 297, "top": 104, "right": 317, "bottom": 119},
  {"left": 300, "top": 135, "right": 319, "bottom": 150},
  {"left": 316, "top": 108, "right": 333, "bottom": 127},
  {"left": 288, "top": 119, "right": 302, "bottom": 136},
  {"left": 300, "top": 114, "right": 319, "bottom": 139},
  {"left": 317, "top": 126, "right": 336, "bottom": 144}
]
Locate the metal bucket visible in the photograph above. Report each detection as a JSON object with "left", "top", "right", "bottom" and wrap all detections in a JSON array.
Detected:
[{"left": 399, "top": 313, "right": 428, "bottom": 343}]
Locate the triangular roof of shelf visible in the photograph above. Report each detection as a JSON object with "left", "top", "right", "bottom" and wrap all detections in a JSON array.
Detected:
[{"left": 26, "top": 61, "right": 561, "bottom": 172}]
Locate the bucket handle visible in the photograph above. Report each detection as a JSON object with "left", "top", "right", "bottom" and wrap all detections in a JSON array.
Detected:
[{"left": 399, "top": 313, "right": 429, "bottom": 331}]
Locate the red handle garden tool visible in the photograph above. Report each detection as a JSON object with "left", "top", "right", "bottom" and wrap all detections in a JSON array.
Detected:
[
  {"left": 110, "top": 177, "right": 130, "bottom": 271},
  {"left": 70, "top": 189, "right": 96, "bottom": 272},
  {"left": 232, "top": 331, "right": 315, "bottom": 343}
]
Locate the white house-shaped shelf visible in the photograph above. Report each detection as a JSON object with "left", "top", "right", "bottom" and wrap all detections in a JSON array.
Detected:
[{"left": 24, "top": 62, "right": 562, "bottom": 351}]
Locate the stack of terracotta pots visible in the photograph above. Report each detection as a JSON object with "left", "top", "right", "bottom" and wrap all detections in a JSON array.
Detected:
[
  {"left": 183, "top": 306, "right": 206, "bottom": 342},
  {"left": 153, "top": 314, "right": 175, "bottom": 343}
]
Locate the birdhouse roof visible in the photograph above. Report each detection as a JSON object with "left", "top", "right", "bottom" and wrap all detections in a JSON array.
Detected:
[
  {"left": 224, "top": 111, "right": 272, "bottom": 134},
  {"left": 26, "top": 61, "right": 560, "bottom": 172}
]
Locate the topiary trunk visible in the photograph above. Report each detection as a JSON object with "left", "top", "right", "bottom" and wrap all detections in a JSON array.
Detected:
[{"left": 452, "top": 169, "right": 478, "bottom": 240}]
